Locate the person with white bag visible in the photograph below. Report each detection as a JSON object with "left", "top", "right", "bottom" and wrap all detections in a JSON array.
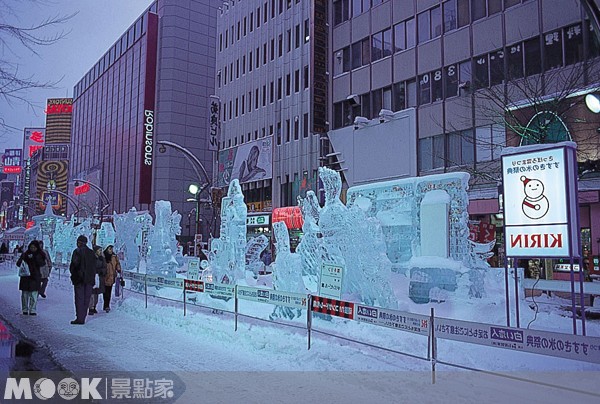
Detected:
[{"left": 16, "top": 240, "right": 46, "bottom": 315}]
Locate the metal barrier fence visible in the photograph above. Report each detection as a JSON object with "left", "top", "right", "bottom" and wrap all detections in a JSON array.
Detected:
[{"left": 120, "top": 270, "right": 600, "bottom": 386}]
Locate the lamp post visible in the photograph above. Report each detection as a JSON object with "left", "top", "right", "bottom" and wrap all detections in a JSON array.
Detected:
[
  {"left": 157, "top": 140, "right": 213, "bottom": 242},
  {"left": 72, "top": 179, "right": 110, "bottom": 224}
]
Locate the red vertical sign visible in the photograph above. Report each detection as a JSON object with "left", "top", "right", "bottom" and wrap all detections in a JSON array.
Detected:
[{"left": 139, "top": 12, "right": 159, "bottom": 205}]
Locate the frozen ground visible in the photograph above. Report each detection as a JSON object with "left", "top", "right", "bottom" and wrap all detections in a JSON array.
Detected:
[{"left": 0, "top": 262, "right": 599, "bottom": 403}]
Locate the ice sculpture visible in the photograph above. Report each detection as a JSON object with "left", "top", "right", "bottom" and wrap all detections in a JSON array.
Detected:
[
  {"left": 296, "top": 191, "right": 321, "bottom": 292},
  {"left": 316, "top": 167, "right": 397, "bottom": 308},
  {"left": 147, "top": 200, "right": 182, "bottom": 276},
  {"left": 113, "top": 208, "right": 144, "bottom": 270},
  {"left": 245, "top": 234, "right": 269, "bottom": 276},
  {"left": 52, "top": 218, "right": 76, "bottom": 265},
  {"left": 270, "top": 221, "right": 305, "bottom": 320},
  {"left": 95, "top": 222, "right": 116, "bottom": 249},
  {"left": 31, "top": 203, "right": 64, "bottom": 260},
  {"left": 73, "top": 219, "right": 93, "bottom": 247}
]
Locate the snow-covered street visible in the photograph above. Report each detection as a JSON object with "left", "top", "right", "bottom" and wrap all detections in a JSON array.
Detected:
[{"left": 1, "top": 262, "right": 600, "bottom": 403}]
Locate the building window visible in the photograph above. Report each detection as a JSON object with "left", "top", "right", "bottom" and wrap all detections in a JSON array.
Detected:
[
  {"left": 419, "top": 73, "right": 431, "bottom": 104},
  {"left": 304, "top": 66, "right": 309, "bottom": 89},
  {"left": 474, "top": 55, "right": 489, "bottom": 88},
  {"left": 431, "top": 6, "right": 442, "bottom": 38},
  {"left": 524, "top": 37, "right": 542, "bottom": 76},
  {"left": 507, "top": 43, "right": 523, "bottom": 79},
  {"left": 304, "top": 19, "right": 310, "bottom": 42},
  {"left": 407, "top": 79, "right": 417, "bottom": 107},
  {"left": 544, "top": 30, "right": 563, "bottom": 70},
  {"left": 448, "top": 130, "right": 474, "bottom": 166},
  {"left": 286, "top": 73, "right": 291, "bottom": 96},
  {"left": 303, "top": 113, "right": 309, "bottom": 137},
  {"left": 393, "top": 82, "right": 406, "bottom": 111},
  {"left": 294, "top": 69, "right": 300, "bottom": 92},
  {"left": 443, "top": 0, "right": 457, "bottom": 33},
  {"left": 418, "top": 11, "right": 430, "bottom": 43},
  {"left": 361, "top": 37, "right": 371, "bottom": 65},
  {"left": 394, "top": 22, "right": 405, "bottom": 52},
  {"left": 406, "top": 18, "right": 416, "bottom": 48},
  {"left": 278, "top": 77, "right": 282, "bottom": 100},
  {"left": 334, "top": 0, "right": 350, "bottom": 25},
  {"left": 457, "top": 0, "right": 469, "bottom": 28},
  {"left": 471, "top": 0, "right": 486, "bottom": 22},
  {"left": 489, "top": 0, "right": 502, "bottom": 15},
  {"left": 295, "top": 24, "right": 301, "bottom": 48},
  {"left": 278, "top": 34, "right": 283, "bottom": 57},
  {"left": 431, "top": 69, "right": 443, "bottom": 102},
  {"left": 445, "top": 64, "right": 458, "bottom": 97},
  {"left": 277, "top": 122, "right": 282, "bottom": 145},
  {"left": 294, "top": 118, "right": 299, "bottom": 140},
  {"left": 286, "top": 119, "right": 290, "bottom": 142},
  {"left": 489, "top": 49, "right": 504, "bottom": 86},
  {"left": 564, "top": 24, "right": 583, "bottom": 65}
]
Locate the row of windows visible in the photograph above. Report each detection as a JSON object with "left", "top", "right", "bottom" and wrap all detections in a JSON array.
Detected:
[
  {"left": 219, "top": 23, "right": 309, "bottom": 87},
  {"left": 219, "top": 0, "right": 303, "bottom": 52},
  {"left": 334, "top": 0, "right": 529, "bottom": 27},
  {"left": 221, "top": 66, "right": 309, "bottom": 122},
  {"left": 220, "top": 112, "right": 310, "bottom": 150},
  {"left": 333, "top": 22, "right": 599, "bottom": 128},
  {"left": 74, "top": 7, "right": 154, "bottom": 99},
  {"left": 419, "top": 125, "right": 505, "bottom": 171}
]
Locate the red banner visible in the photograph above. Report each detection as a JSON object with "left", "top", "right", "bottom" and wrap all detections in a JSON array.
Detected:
[
  {"left": 184, "top": 279, "right": 204, "bottom": 293},
  {"left": 272, "top": 206, "right": 304, "bottom": 229},
  {"left": 311, "top": 296, "right": 354, "bottom": 319}
]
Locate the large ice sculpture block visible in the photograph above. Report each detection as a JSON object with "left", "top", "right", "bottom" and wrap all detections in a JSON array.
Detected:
[{"left": 147, "top": 200, "right": 182, "bottom": 276}]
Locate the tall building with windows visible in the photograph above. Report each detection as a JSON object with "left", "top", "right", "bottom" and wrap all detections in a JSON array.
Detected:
[
  {"left": 70, "top": 1, "right": 218, "bottom": 233},
  {"left": 215, "top": 0, "right": 328, "bottom": 212},
  {"left": 330, "top": 0, "right": 600, "bottom": 269}
]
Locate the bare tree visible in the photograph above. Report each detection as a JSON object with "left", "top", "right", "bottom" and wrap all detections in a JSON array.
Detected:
[
  {"left": 440, "top": 58, "right": 600, "bottom": 185},
  {"left": 0, "top": 0, "right": 74, "bottom": 131}
]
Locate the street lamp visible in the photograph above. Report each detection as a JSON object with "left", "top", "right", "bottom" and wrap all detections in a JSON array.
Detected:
[
  {"left": 585, "top": 93, "right": 600, "bottom": 113},
  {"left": 72, "top": 179, "right": 111, "bottom": 224}
]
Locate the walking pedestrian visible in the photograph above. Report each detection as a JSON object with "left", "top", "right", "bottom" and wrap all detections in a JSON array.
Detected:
[
  {"left": 16, "top": 241, "right": 46, "bottom": 315},
  {"left": 69, "top": 235, "right": 96, "bottom": 325},
  {"left": 103, "top": 245, "right": 122, "bottom": 312},
  {"left": 89, "top": 246, "right": 107, "bottom": 315},
  {"left": 38, "top": 240, "right": 53, "bottom": 298}
]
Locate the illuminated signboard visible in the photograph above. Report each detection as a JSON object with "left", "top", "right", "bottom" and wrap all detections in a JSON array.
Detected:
[
  {"left": 29, "top": 145, "right": 43, "bottom": 157},
  {"left": 23, "top": 128, "right": 45, "bottom": 162},
  {"left": 502, "top": 144, "right": 579, "bottom": 258},
  {"left": 2, "top": 149, "right": 22, "bottom": 173},
  {"left": 45, "top": 98, "right": 73, "bottom": 114},
  {"left": 208, "top": 95, "right": 220, "bottom": 151},
  {"left": 74, "top": 182, "right": 91, "bottom": 195},
  {"left": 3, "top": 166, "right": 21, "bottom": 174}
]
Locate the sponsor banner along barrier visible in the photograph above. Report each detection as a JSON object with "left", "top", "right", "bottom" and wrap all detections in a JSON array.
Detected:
[
  {"left": 204, "top": 282, "right": 236, "bottom": 299},
  {"left": 236, "top": 286, "right": 308, "bottom": 310},
  {"left": 355, "top": 304, "right": 430, "bottom": 336},
  {"left": 435, "top": 316, "right": 600, "bottom": 364},
  {"left": 311, "top": 296, "right": 354, "bottom": 319}
]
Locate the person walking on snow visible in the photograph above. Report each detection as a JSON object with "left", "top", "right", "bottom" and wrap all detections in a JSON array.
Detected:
[
  {"left": 38, "top": 240, "right": 53, "bottom": 298},
  {"left": 89, "top": 245, "right": 107, "bottom": 315},
  {"left": 103, "top": 245, "right": 122, "bottom": 312},
  {"left": 69, "top": 235, "right": 96, "bottom": 325},
  {"left": 16, "top": 240, "right": 46, "bottom": 315}
]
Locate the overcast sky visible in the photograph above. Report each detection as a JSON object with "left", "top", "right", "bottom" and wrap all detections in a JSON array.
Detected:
[{"left": 0, "top": 0, "right": 154, "bottom": 151}]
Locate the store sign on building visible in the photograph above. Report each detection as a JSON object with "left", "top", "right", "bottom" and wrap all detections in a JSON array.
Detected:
[
  {"left": 2, "top": 149, "right": 22, "bottom": 174},
  {"left": 45, "top": 98, "right": 73, "bottom": 114},
  {"left": 502, "top": 144, "right": 579, "bottom": 257},
  {"left": 246, "top": 214, "right": 270, "bottom": 227},
  {"left": 208, "top": 95, "right": 220, "bottom": 151},
  {"left": 74, "top": 182, "right": 91, "bottom": 195}
]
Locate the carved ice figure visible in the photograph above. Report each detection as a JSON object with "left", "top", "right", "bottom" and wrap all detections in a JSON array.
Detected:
[
  {"left": 147, "top": 201, "right": 181, "bottom": 276},
  {"left": 74, "top": 219, "right": 92, "bottom": 247},
  {"left": 95, "top": 222, "right": 116, "bottom": 249},
  {"left": 220, "top": 180, "right": 248, "bottom": 283},
  {"left": 296, "top": 191, "right": 321, "bottom": 293},
  {"left": 317, "top": 167, "right": 397, "bottom": 308},
  {"left": 113, "top": 208, "right": 144, "bottom": 270},
  {"left": 270, "top": 221, "right": 305, "bottom": 320},
  {"left": 245, "top": 234, "right": 269, "bottom": 276}
]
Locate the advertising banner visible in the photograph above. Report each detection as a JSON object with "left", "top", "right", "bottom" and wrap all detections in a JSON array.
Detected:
[
  {"left": 236, "top": 286, "right": 307, "bottom": 309},
  {"left": 355, "top": 305, "right": 430, "bottom": 335},
  {"left": 217, "top": 137, "right": 273, "bottom": 187},
  {"left": 311, "top": 296, "right": 354, "bottom": 319},
  {"left": 23, "top": 128, "right": 45, "bottom": 159},
  {"left": 204, "top": 282, "right": 236, "bottom": 299},
  {"left": 208, "top": 95, "right": 220, "bottom": 151},
  {"left": 435, "top": 317, "right": 600, "bottom": 364},
  {"left": 184, "top": 279, "right": 204, "bottom": 293},
  {"left": 2, "top": 149, "right": 22, "bottom": 174},
  {"left": 502, "top": 144, "right": 578, "bottom": 257}
]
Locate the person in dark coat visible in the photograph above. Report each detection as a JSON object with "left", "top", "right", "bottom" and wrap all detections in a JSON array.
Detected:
[
  {"left": 69, "top": 235, "right": 97, "bottom": 325},
  {"left": 103, "top": 245, "right": 122, "bottom": 312},
  {"left": 16, "top": 240, "right": 46, "bottom": 315},
  {"left": 89, "top": 245, "right": 107, "bottom": 315}
]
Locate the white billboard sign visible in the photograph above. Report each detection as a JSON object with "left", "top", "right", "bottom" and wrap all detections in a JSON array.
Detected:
[{"left": 501, "top": 144, "right": 577, "bottom": 257}]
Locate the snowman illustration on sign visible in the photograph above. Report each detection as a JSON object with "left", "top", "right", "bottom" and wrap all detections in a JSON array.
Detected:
[{"left": 520, "top": 175, "right": 549, "bottom": 220}]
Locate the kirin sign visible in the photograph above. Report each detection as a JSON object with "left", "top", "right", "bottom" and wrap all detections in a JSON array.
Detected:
[{"left": 501, "top": 143, "right": 579, "bottom": 258}]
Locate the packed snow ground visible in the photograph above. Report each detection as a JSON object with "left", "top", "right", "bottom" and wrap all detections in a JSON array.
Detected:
[{"left": 1, "top": 262, "right": 599, "bottom": 403}]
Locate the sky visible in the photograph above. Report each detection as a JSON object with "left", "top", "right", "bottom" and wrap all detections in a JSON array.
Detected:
[{"left": 0, "top": 0, "right": 154, "bottom": 151}]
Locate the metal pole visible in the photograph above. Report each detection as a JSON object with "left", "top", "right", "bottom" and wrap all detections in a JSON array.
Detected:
[
  {"left": 569, "top": 257, "right": 578, "bottom": 335},
  {"left": 578, "top": 256, "right": 587, "bottom": 336},
  {"left": 430, "top": 307, "right": 436, "bottom": 385},
  {"left": 195, "top": 196, "right": 200, "bottom": 239},
  {"left": 504, "top": 258, "right": 511, "bottom": 327},
  {"left": 144, "top": 275, "right": 148, "bottom": 309},
  {"left": 234, "top": 285, "right": 239, "bottom": 332},
  {"left": 307, "top": 295, "right": 313, "bottom": 350},
  {"left": 183, "top": 286, "right": 187, "bottom": 317},
  {"left": 514, "top": 263, "right": 520, "bottom": 328}
]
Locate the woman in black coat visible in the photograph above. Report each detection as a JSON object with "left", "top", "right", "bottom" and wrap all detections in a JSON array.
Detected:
[{"left": 16, "top": 240, "right": 46, "bottom": 315}]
